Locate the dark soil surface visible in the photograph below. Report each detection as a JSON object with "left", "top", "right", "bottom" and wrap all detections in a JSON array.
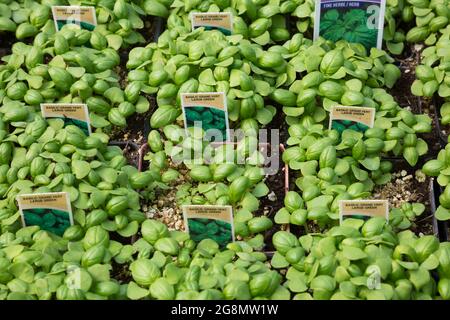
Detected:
[
  {"left": 109, "top": 231, "right": 133, "bottom": 245},
  {"left": 122, "top": 143, "right": 141, "bottom": 168},
  {"left": 286, "top": 16, "right": 313, "bottom": 40},
  {"left": 99, "top": 16, "right": 163, "bottom": 147},
  {"left": 140, "top": 17, "right": 164, "bottom": 44},
  {"left": 109, "top": 140, "right": 141, "bottom": 169},
  {"left": 389, "top": 43, "right": 422, "bottom": 112},
  {"left": 90, "top": 17, "right": 163, "bottom": 180},
  {"left": 391, "top": 67, "right": 421, "bottom": 113},
  {"left": 109, "top": 232, "right": 133, "bottom": 283},
  {"left": 111, "top": 45, "right": 157, "bottom": 146},
  {"left": 110, "top": 48, "right": 158, "bottom": 149},
  {"left": 0, "top": 46, "right": 11, "bottom": 59},
  {"left": 0, "top": 32, "right": 16, "bottom": 59},
  {"left": 372, "top": 160, "right": 436, "bottom": 236},
  {"left": 389, "top": 43, "right": 441, "bottom": 158},
  {"left": 109, "top": 111, "right": 149, "bottom": 147},
  {"left": 259, "top": 146, "right": 288, "bottom": 251},
  {"left": 108, "top": 95, "right": 156, "bottom": 165},
  {"left": 111, "top": 260, "right": 133, "bottom": 284},
  {"left": 260, "top": 105, "right": 289, "bottom": 250},
  {"left": 423, "top": 98, "right": 445, "bottom": 155}
]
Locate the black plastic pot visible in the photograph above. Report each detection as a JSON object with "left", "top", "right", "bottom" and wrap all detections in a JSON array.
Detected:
[
  {"left": 142, "top": 95, "right": 156, "bottom": 140},
  {"left": 285, "top": 156, "right": 441, "bottom": 239},
  {"left": 386, "top": 158, "right": 442, "bottom": 239},
  {"left": 152, "top": 17, "right": 165, "bottom": 42},
  {"left": 433, "top": 95, "right": 449, "bottom": 147},
  {"left": 138, "top": 141, "right": 289, "bottom": 252},
  {"left": 431, "top": 177, "right": 449, "bottom": 242},
  {"left": 138, "top": 143, "right": 148, "bottom": 172},
  {"left": 428, "top": 178, "right": 442, "bottom": 240}
]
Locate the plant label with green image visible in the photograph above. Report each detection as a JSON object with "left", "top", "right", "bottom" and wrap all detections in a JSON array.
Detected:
[
  {"left": 313, "top": 0, "right": 386, "bottom": 51},
  {"left": 190, "top": 12, "right": 233, "bottom": 35},
  {"left": 41, "top": 103, "right": 91, "bottom": 136},
  {"left": 51, "top": 6, "right": 97, "bottom": 31},
  {"left": 339, "top": 199, "right": 389, "bottom": 223},
  {"left": 181, "top": 92, "right": 230, "bottom": 142},
  {"left": 329, "top": 106, "right": 375, "bottom": 134},
  {"left": 182, "top": 205, "right": 234, "bottom": 248},
  {"left": 17, "top": 192, "right": 73, "bottom": 237}
]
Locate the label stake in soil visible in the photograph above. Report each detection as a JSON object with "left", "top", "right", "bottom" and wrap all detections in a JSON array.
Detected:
[
  {"left": 313, "top": 0, "right": 386, "bottom": 51},
  {"left": 51, "top": 6, "right": 97, "bottom": 31},
  {"left": 190, "top": 12, "right": 233, "bottom": 35},
  {"left": 329, "top": 105, "right": 375, "bottom": 135},
  {"left": 339, "top": 199, "right": 389, "bottom": 224},
  {"left": 41, "top": 103, "right": 92, "bottom": 136},
  {"left": 181, "top": 92, "right": 230, "bottom": 142},
  {"left": 182, "top": 205, "right": 234, "bottom": 249},
  {"left": 17, "top": 192, "right": 74, "bottom": 237}
]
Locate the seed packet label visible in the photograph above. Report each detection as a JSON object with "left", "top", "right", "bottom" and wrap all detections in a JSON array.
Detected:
[
  {"left": 41, "top": 103, "right": 91, "bottom": 136},
  {"left": 191, "top": 12, "right": 233, "bottom": 35},
  {"left": 313, "top": 0, "right": 386, "bottom": 51},
  {"left": 17, "top": 192, "right": 74, "bottom": 237},
  {"left": 182, "top": 205, "right": 234, "bottom": 248},
  {"left": 51, "top": 6, "right": 97, "bottom": 31},
  {"left": 329, "top": 106, "right": 375, "bottom": 134},
  {"left": 181, "top": 92, "right": 230, "bottom": 142},
  {"left": 339, "top": 199, "right": 389, "bottom": 223}
]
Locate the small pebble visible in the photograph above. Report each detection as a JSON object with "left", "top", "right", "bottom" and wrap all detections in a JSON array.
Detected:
[
  {"left": 175, "top": 220, "right": 184, "bottom": 230},
  {"left": 373, "top": 168, "right": 428, "bottom": 212},
  {"left": 415, "top": 170, "right": 427, "bottom": 183},
  {"left": 414, "top": 44, "right": 424, "bottom": 51},
  {"left": 268, "top": 191, "right": 277, "bottom": 201}
]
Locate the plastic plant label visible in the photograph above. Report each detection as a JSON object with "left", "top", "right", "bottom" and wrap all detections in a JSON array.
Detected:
[
  {"left": 182, "top": 205, "right": 234, "bottom": 248},
  {"left": 17, "top": 192, "right": 74, "bottom": 237},
  {"left": 190, "top": 12, "right": 233, "bottom": 35},
  {"left": 41, "top": 103, "right": 91, "bottom": 136},
  {"left": 329, "top": 106, "right": 375, "bottom": 134},
  {"left": 51, "top": 6, "right": 97, "bottom": 31},
  {"left": 181, "top": 92, "right": 230, "bottom": 142},
  {"left": 313, "top": 0, "right": 386, "bottom": 51},
  {"left": 339, "top": 199, "right": 389, "bottom": 223}
]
